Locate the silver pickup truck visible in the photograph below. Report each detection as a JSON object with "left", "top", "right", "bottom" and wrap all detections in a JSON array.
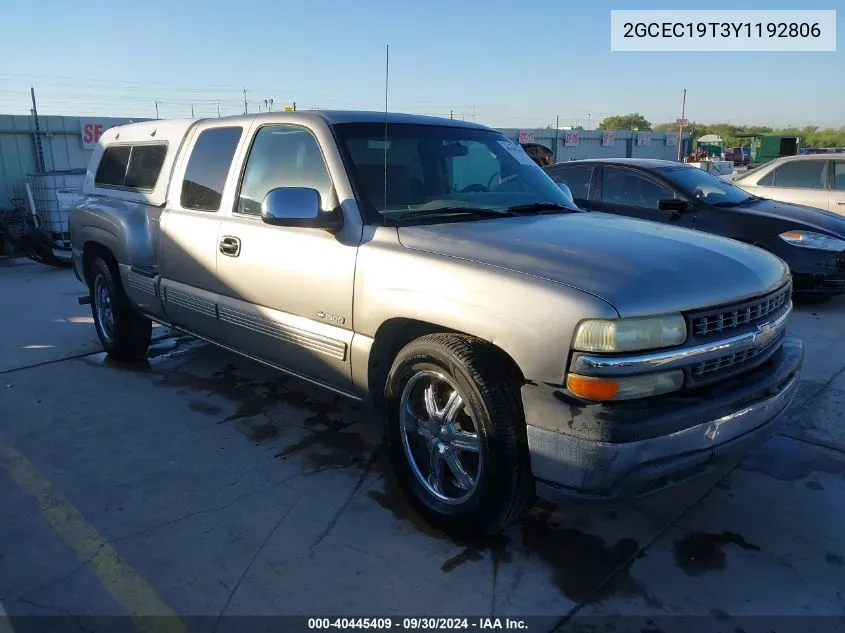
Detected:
[{"left": 70, "top": 112, "right": 804, "bottom": 535}]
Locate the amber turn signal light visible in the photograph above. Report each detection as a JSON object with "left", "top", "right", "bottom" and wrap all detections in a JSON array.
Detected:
[{"left": 566, "top": 374, "right": 619, "bottom": 400}]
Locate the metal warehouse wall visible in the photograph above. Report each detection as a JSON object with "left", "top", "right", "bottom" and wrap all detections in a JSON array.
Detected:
[
  {"left": 0, "top": 115, "right": 89, "bottom": 206},
  {"left": 0, "top": 114, "right": 144, "bottom": 209},
  {"left": 498, "top": 128, "right": 692, "bottom": 162}
]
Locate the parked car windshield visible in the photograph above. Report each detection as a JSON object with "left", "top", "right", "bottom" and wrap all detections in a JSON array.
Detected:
[
  {"left": 333, "top": 122, "right": 578, "bottom": 222},
  {"left": 656, "top": 164, "right": 754, "bottom": 206}
]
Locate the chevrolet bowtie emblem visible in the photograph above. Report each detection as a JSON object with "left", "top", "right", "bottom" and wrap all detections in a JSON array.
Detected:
[{"left": 753, "top": 321, "right": 779, "bottom": 349}]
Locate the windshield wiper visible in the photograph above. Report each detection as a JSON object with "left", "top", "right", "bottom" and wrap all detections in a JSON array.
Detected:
[
  {"left": 394, "top": 206, "right": 514, "bottom": 221},
  {"left": 712, "top": 196, "right": 762, "bottom": 208},
  {"left": 505, "top": 202, "right": 578, "bottom": 214}
]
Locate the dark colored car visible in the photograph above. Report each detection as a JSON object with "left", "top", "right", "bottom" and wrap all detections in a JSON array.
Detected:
[
  {"left": 725, "top": 147, "right": 750, "bottom": 165},
  {"left": 543, "top": 158, "right": 845, "bottom": 295}
]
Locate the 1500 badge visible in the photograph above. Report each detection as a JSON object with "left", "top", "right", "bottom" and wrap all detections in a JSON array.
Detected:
[{"left": 316, "top": 311, "right": 345, "bottom": 325}]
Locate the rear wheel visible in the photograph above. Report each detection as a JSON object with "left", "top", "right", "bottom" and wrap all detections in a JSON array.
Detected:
[
  {"left": 89, "top": 257, "right": 151, "bottom": 360},
  {"left": 384, "top": 333, "right": 534, "bottom": 536}
]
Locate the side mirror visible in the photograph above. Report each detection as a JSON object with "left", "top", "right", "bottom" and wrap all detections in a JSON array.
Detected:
[
  {"left": 557, "top": 182, "right": 574, "bottom": 203},
  {"left": 261, "top": 187, "right": 342, "bottom": 231},
  {"left": 657, "top": 198, "right": 690, "bottom": 213}
]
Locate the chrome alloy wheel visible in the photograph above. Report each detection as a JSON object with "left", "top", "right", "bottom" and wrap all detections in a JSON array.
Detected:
[
  {"left": 399, "top": 371, "right": 483, "bottom": 504},
  {"left": 93, "top": 275, "right": 115, "bottom": 343}
]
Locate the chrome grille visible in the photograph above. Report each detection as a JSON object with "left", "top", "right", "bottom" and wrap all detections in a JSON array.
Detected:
[
  {"left": 692, "top": 286, "right": 790, "bottom": 336},
  {"left": 691, "top": 333, "right": 785, "bottom": 376}
]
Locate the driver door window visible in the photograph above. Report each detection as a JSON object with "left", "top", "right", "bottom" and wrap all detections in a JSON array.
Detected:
[
  {"left": 601, "top": 167, "right": 674, "bottom": 210},
  {"left": 766, "top": 160, "right": 828, "bottom": 189},
  {"left": 236, "top": 126, "right": 332, "bottom": 217},
  {"left": 756, "top": 159, "right": 830, "bottom": 211}
]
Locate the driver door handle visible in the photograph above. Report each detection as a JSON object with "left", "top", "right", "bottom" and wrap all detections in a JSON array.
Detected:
[{"left": 219, "top": 236, "right": 241, "bottom": 257}]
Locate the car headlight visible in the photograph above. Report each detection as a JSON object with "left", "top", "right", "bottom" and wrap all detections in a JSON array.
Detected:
[
  {"left": 572, "top": 314, "right": 687, "bottom": 353},
  {"left": 779, "top": 231, "right": 845, "bottom": 252},
  {"left": 566, "top": 370, "right": 684, "bottom": 401}
]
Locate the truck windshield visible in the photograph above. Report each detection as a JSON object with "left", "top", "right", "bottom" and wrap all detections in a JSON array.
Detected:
[
  {"left": 332, "top": 123, "right": 579, "bottom": 223},
  {"left": 656, "top": 164, "right": 755, "bottom": 206}
]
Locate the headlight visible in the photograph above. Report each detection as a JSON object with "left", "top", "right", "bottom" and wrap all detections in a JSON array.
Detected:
[
  {"left": 572, "top": 314, "right": 687, "bottom": 353},
  {"left": 779, "top": 231, "right": 845, "bottom": 252},
  {"left": 567, "top": 370, "right": 684, "bottom": 401}
]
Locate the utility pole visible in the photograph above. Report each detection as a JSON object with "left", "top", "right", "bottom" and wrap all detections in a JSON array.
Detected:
[
  {"left": 243, "top": 88, "right": 248, "bottom": 114},
  {"left": 191, "top": 103, "right": 194, "bottom": 117},
  {"left": 677, "top": 88, "right": 687, "bottom": 161},
  {"left": 155, "top": 99, "right": 160, "bottom": 119},
  {"left": 555, "top": 115, "right": 560, "bottom": 161},
  {"left": 450, "top": 109, "right": 453, "bottom": 119},
  {"left": 216, "top": 99, "right": 220, "bottom": 117},
  {"left": 587, "top": 112, "right": 591, "bottom": 129},
  {"left": 293, "top": 101, "right": 296, "bottom": 112},
  {"left": 30, "top": 87, "right": 46, "bottom": 174}
]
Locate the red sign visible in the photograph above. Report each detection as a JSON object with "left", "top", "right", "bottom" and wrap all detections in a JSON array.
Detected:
[
  {"left": 564, "top": 131, "right": 580, "bottom": 146},
  {"left": 636, "top": 131, "right": 652, "bottom": 147},
  {"left": 79, "top": 118, "right": 135, "bottom": 150},
  {"left": 602, "top": 132, "right": 615, "bottom": 146},
  {"left": 518, "top": 130, "right": 535, "bottom": 144},
  {"left": 82, "top": 123, "right": 104, "bottom": 146}
]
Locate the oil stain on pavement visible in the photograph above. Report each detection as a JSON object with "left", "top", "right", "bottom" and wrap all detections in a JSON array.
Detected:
[{"left": 673, "top": 531, "right": 761, "bottom": 577}]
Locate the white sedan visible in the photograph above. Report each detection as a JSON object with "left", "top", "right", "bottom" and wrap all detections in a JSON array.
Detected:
[{"left": 733, "top": 154, "right": 845, "bottom": 215}]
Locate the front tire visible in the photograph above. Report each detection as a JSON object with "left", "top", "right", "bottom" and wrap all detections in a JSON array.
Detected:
[
  {"left": 384, "top": 333, "right": 534, "bottom": 536},
  {"left": 89, "top": 257, "right": 152, "bottom": 361}
]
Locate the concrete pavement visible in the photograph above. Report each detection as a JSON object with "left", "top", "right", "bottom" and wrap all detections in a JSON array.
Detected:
[{"left": 1, "top": 259, "right": 844, "bottom": 632}]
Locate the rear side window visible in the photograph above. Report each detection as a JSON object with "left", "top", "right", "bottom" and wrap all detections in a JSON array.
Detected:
[
  {"left": 769, "top": 160, "right": 828, "bottom": 189},
  {"left": 549, "top": 166, "right": 593, "bottom": 200},
  {"left": 95, "top": 146, "right": 131, "bottom": 186},
  {"left": 181, "top": 127, "right": 243, "bottom": 211},
  {"left": 95, "top": 144, "right": 167, "bottom": 190}
]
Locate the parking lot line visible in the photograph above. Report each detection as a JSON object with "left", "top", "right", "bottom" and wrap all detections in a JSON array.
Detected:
[{"left": 0, "top": 439, "right": 185, "bottom": 633}]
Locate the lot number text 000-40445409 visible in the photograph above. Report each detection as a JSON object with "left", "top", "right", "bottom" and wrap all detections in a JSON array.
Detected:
[{"left": 306, "top": 617, "right": 530, "bottom": 630}]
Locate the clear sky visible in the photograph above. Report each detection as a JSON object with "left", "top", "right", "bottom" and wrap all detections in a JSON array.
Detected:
[{"left": 0, "top": 0, "right": 841, "bottom": 129}]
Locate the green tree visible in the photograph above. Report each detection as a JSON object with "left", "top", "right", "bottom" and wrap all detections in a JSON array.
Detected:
[
  {"left": 597, "top": 113, "right": 652, "bottom": 131},
  {"left": 653, "top": 120, "right": 845, "bottom": 149}
]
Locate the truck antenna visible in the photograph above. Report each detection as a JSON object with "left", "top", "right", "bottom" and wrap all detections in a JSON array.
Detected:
[{"left": 383, "top": 44, "right": 389, "bottom": 214}]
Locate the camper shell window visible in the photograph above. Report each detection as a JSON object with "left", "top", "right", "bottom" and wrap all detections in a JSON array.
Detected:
[{"left": 95, "top": 143, "right": 168, "bottom": 191}]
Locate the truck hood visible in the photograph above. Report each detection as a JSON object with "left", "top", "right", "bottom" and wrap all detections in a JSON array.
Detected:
[{"left": 397, "top": 212, "right": 790, "bottom": 317}]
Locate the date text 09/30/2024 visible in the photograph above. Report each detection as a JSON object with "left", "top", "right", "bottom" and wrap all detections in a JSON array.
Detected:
[{"left": 307, "top": 618, "right": 529, "bottom": 630}]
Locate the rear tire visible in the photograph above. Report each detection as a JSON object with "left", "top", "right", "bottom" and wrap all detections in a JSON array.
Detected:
[
  {"left": 384, "top": 333, "right": 534, "bottom": 536},
  {"left": 89, "top": 257, "right": 151, "bottom": 361}
]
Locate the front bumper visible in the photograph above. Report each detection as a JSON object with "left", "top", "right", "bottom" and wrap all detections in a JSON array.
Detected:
[
  {"left": 783, "top": 247, "right": 845, "bottom": 294},
  {"left": 524, "top": 335, "right": 803, "bottom": 501}
]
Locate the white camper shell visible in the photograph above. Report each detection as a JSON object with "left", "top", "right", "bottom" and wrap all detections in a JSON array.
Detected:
[{"left": 83, "top": 119, "right": 197, "bottom": 207}]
